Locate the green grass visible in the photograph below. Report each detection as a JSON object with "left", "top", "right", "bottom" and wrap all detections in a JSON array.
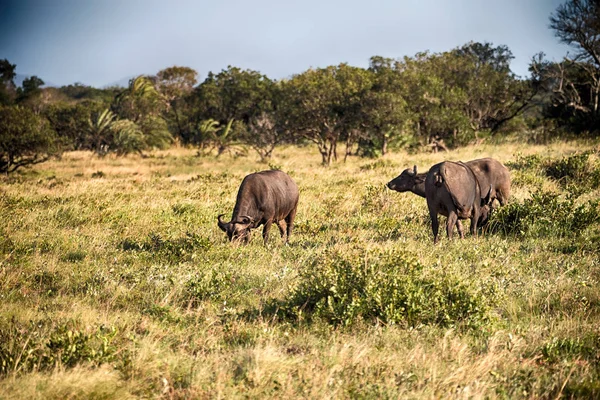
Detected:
[{"left": 1, "top": 140, "right": 599, "bottom": 398}]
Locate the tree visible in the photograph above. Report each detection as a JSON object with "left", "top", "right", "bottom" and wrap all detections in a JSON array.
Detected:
[
  {"left": 0, "top": 105, "right": 59, "bottom": 173},
  {"left": 85, "top": 108, "right": 117, "bottom": 155},
  {"left": 192, "top": 66, "right": 276, "bottom": 154},
  {"left": 362, "top": 56, "right": 411, "bottom": 156},
  {"left": 545, "top": 0, "right": 600, "bottom": 131},
  {"left": 155, "top": 66, "right": 198, "bottom": 141},
  {"left": 0, "top": 59, "right": 17, "bottom": 105},
  {"left": 453, "top": 42, "right": 537, "bottom": 135},
  {"left": 280, "top": 64, "right": 372, "bottom": 165},
  {"left": 112, "top": 76, "right": 172, "bottom": 151},
  {"left": 45, "top": 100, "right": 106, "bottom": 150},
  {"left": 244, "top": 112, "right": 281, "bottom": 161}
]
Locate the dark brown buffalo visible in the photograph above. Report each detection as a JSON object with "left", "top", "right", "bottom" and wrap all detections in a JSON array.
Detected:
[
  {"left": 425, "top": 161, "right": 491, "bottom": 244},
  {"left": 218, "top": 170, "right": 299, "bottom": 245},
  {"left": 387, "top": 158, "right": 510, "bottom": 207}
]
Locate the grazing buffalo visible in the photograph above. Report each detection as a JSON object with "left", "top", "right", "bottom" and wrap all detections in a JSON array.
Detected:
[
  {"left": 218, "top": 170, "right": 299, "bottom": 245},
  {"left": 425, "top": 161, "right": 491, "bottom": 244}
]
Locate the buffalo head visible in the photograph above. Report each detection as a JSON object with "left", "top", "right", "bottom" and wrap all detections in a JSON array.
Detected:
[
  {"left": 387, "top": 165, "right": 418, "bottom": 192},
  {"left": 217, "top": 214, "right": 255, "bottom": 243}
]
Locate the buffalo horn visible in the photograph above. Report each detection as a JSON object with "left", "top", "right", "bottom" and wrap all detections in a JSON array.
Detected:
[{"left": 217, "top": 214, "right": 228, "bottom": 231}]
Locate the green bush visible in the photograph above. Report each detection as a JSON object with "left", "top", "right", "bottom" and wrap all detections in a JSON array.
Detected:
[
  {"left": 278, "top": 248, "right": 493, "bottom": 328},
  {"left": 541, "top": 334, "right": 600, "bottom": 364},
  {"left": 544, "top": 152, "right": 600, "bottom": 193},
  {"left": 120, "top": 231, "right": 211, "bottom": 262},
  {"left": 488, "top": 191, "right": 600, "bottom": 238},
  {"left": 0, "top": 105, "right": 60, "bottom": 173},
  {"left": 0, "top": 319, "right": 118, "bottom": 376}
]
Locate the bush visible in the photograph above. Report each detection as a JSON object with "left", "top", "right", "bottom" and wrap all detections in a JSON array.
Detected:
[
  {"left": 0, "top": 105, "right": 60, "bottom": 173},
  {"left": 0, "top": 319, "right": 118, "bottom": 376},
  {"left": 488, "top": 191, "right": 600, "bottom": 238},
  {"left": 544, "top": 151, "right": 600, "bottom": 191},
  {"left": 277, "top": 247, "right": 494, "bottom": 328}
]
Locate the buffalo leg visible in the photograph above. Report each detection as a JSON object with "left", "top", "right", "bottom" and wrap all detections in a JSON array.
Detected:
[
  {"left": 446, "top": 211, "right": 458, "bottom": 240},
  {"left": 262, "top": 221, "right": 273, "bottom": 245},
  {"left": 276, "top": 220, "right": 287, "bottom": 242},
  {"left": 429, "top": 208, "right": 440, "bottom": 244},
  {"left": 285, "top": 207, "right": 297, "bottom": 243},
  {"left": 456, "top": 220, "right": 465, "bottom": 239},
  {"left": 470, "top": 209, "right": 479, "bottom": 238}
]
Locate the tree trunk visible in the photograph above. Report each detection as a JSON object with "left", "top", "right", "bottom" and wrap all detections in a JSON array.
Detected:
[{"left": 381, "top": 137, "right": 388, "bottom": 156}]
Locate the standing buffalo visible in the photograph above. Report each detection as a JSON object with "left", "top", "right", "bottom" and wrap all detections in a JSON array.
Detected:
[
  {"left": 218, "top": 170, "right": 299, "bottom": 245},
  {"left": 425, "top": 161, "right": 492, "bottom": 243},
  {"left": 387, "top": 158, "right": 510, "bottom": 207}
]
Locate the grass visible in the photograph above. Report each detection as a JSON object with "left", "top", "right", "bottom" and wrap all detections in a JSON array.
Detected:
[{"left": 1, "top": 138, "right": 600, "bottom": 398}]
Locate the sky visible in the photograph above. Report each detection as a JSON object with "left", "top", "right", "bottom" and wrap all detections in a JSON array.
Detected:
[{"left": 0, "top": 0, "right": 571, "bottom": 88}]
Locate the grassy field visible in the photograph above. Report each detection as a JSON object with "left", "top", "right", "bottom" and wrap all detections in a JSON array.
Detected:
[{"left": 1, "top": 139, "right": 600, "bottom": 399}]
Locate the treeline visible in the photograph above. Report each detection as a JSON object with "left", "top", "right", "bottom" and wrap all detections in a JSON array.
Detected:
[{"left": 1, "top": 0, "right": 599, "bottom": 173}]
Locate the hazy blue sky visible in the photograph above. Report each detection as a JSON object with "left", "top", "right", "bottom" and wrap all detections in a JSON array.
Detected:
[{"left": 0, "top": 0, "right": 570, "bottom": 87}]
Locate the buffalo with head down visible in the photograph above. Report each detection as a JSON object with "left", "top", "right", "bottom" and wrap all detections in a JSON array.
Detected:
[
  {"left": 218, "top": 170, "right": 299, "bottom": 245},
  {"left": 425, "top": 161, "right": 492, "bottom": 244}
]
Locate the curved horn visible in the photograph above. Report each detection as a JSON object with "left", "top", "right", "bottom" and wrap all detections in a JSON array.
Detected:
[{"left": 217, "top": 214, "right": 228, "bottom": 232}]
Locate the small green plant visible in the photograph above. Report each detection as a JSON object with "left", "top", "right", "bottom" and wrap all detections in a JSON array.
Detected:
[
  {"left": 277, "top": 247, "right": 494, "bottom": 328},
  {"left": 184, "top": 268, "right": 236, "bottom": 305},
  {"left": 488, "top": 191, "right": 600, "bottom": 238},
  {"left": 120, "top": 231, "right": 211, "bottom": 262},
  {"left": 544, "top": 151, "right": 600, "bottom": 192},
  {"left": 359, "top": 159, "right": 396, "bottom": 171},
  {"left": 60, "top": 249, "right": 86, "bottom": 263},
  {"left": 0, "top": 319, "right": 118, "bottom": 376},
  {"left": 541, "top": 335, "right": 600, "bottom": 364}
]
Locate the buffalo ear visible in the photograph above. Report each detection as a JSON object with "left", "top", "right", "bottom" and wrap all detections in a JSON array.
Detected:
[
  {"left": 413, "top": 165, "right": 417, "bottom": 175},
  {"left": 239, "top": 215, "right": 255, "bottom": 225}
]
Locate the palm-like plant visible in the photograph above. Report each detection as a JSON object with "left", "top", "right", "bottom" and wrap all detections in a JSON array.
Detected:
[
  {"left": 86, "top": 108, "right": 115, "bottom": 155},
  {"left": 197, "top": 118, "right": 244, "bottom": 157}
]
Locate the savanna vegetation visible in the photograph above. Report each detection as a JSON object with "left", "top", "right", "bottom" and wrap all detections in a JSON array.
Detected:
[{"left": 1, "top": 0, "right": 600, "bottom": 398}]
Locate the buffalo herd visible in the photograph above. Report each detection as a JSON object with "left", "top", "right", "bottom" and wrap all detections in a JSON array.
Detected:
[{"left": 218, "top": 158, "right": 510, "bottom": 244}]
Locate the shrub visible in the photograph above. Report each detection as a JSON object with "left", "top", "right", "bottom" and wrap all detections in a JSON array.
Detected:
[
  {"left": 0, "top": 105, "right": 60, "bottom": 173},
  {"left": 487, "top": 191, "right": 600, "bottom": 238},
  {"left": 278, "top": 247, "right": 494, "bottom": 328},
  {"left": 541, "top": 334, "right": 600, "bottom": 364},
  {"left": 120, "top": 231, "right": 211, "bottom": 262},
  {"left": 544, "top": 151, "right": 600, "bottom": 193},
  {"left": 0, "top": 319, "right": 117, "bottom": 376}
]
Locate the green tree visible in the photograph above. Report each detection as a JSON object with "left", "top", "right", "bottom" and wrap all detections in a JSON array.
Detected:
[
  {"left": 280, "top": 64, "right": 372, "bottom": 165},
  {"left": 362, "top": 56, "right": 411, "bottom": 156},
  {"left": 0, "top": 105, "right": 59, "bottom": 173},
  {"left": 155, "top": 66, "right": 198, "bottom": 142},
  {"left": 112, "top": 76, "right": 172, "bottom": 151},
  {"left": 0, "top": 59, "right": 17, "bottom": 105},
  {"left": 191, "top": 66, "right": 277, "bottom": 155},
  {"left": 45, "top": 100, "right": 106, "bottom": 150},
  {"left": 85, "top": 108, "right": 116, "bottom": 155},
  {"left": 540, "top": 0, "right": 600, "bottom": 133}
]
